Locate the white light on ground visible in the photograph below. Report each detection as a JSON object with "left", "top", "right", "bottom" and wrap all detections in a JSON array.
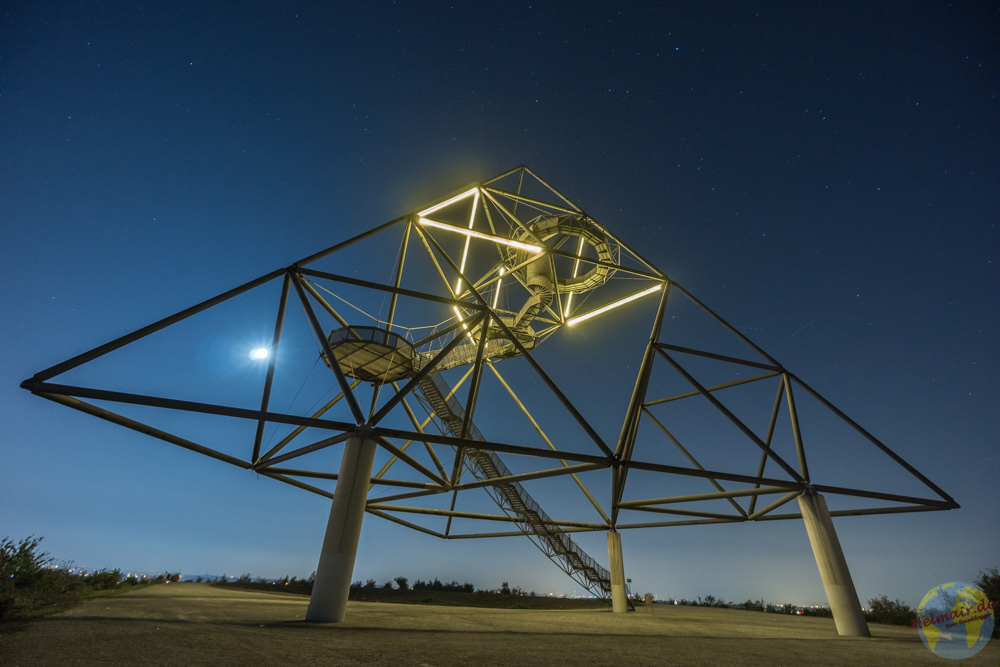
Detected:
[{"left": 250, "top": 347, "right": 269, "bottom": 360}]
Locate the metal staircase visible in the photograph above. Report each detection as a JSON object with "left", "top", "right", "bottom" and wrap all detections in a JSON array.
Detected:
[{"left": 414, "top": 371, "right": 612, "bottom": 599}]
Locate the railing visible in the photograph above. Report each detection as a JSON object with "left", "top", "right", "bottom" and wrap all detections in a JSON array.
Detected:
[{"left": 415, "top": 371, "right": 610, "bottom": 598}]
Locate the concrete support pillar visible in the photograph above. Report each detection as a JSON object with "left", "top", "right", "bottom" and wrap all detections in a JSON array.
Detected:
[
  {"left": 607, "top": 530, "right": 628, "bottom": 613},
  {"left": 306, "top": 435, "right": 377, "bottom": 622},
  {"left": 798, "top": 492, "right": 870, "bottom": 637}
]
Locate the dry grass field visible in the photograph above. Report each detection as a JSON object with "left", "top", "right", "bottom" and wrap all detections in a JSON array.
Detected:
[{"left": 2, "top": 582, "right": 997, "bottom": 666}]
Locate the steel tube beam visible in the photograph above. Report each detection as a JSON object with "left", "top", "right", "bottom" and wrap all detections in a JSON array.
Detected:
[
  {"left": 655, "top": 349, "right": 803, "bottom": 481},
  {"left": 618, "top": 486, "right": 792, "bottom": 508},
  {"left": 669, "top": 282, "right": 779, "bottom": 366},
  {"left": 749, "top": 376, "right": 786, "bottom": 514},
  {"left": 644, "top": 371, "right": 781, "bottom": 407},
  {"left": 747, "top": 491, "right": 801, "bottom": 520},
  {"left": 485, "top": 361, "right": 611, "bottom": 524},
  {"left": 366, "top": 504, "right": 605, "bottom": 529},
  {"left": 372, "top": 436, "right": 448, "bottom": 486},
  {"left": 28, "top": 382, "right": 357, "bottom": 434},
  {"left": 259, "top": 471, "right": 335, "bottom": 499},
  {"left": 789, "top": 374, "right": 956, "bottom": 504},
  {"left": 368, "top": 312, "right": 486, "bottom": 427},
  {"left": 481, "top": 187, "right": 580, "bottom": 216},
  {"left": 655, "top": 343, "right": 782, "bottom": 372},
  {"left": 260, "top": 379, "right": 362, "bottom": 461},
  {"left": 366, "top": 509, "right": 445, "bottom": 539},
  {"left": 291, "top": 272, "right": 365, "bottom": 424},
  {"left": 641, "top": 408, "right": 747, "bottom": 517},
  {"left": 372, "top": 426, "right": 610, "bottom": 466},
  {"left": 37, "top": 393, "right": 250, "bottom": 469},
  {"left": 623, "top": 458, "right": 802, "bottom": 489},
  {"left": 451, "top": 462, "right": 605, "bottom": 492},
  {"left": 299, "top": 267, "right": 482, "bottom": 311},
  {"left": 23, "top": 268, "right": 286, "bottom": 385},
  {"left": 755, "top": 505, "right": 947, "bottom": 521},
  {"left": 255, "top": 432, "right": 353, "bottom": 468},
  {"left": 783, "top": 375, "right": 810, "bottom": 481},
  {"left": 252, "top": 274, "right": 290, "bottom": 462},
  {"left": 295, "top": 215, "right": 407, "bottom": 267}
]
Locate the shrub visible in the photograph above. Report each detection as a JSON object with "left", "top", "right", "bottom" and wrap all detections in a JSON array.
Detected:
[
  {"left": 974, "top": 567, "right": 1000, "bottom": 638},
  {"left": 394, "top": 576, "right": 408, "bottom": 591},
  {"left": 0, "top": 536, "right": 81, "bottom": 620},
  {"left": 865, "top": 595, "right": 916, "bottom": 626},
  {"left": 87, "top": 569, "right": 123, "bottom": 591}
]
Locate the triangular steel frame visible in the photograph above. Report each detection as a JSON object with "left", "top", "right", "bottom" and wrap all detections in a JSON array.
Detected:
[{"left": 21, "top": 165, "right": 958, "bottom": 599}]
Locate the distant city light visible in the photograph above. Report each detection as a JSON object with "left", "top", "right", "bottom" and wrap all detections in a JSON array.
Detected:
[{"left": 250, "top": 347, "right": 269, "bottom": 360}]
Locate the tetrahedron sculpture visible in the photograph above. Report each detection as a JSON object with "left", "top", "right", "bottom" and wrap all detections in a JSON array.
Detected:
[{"left": 22, "top": 166, "right": 957, "bottom": 634}]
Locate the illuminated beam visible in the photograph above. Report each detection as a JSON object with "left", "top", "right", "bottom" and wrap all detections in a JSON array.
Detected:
[
  {"left": 566, "top": 284, "right": 663, "bottom": 327},
  {"left": 418, "top": 217, "right": 543, "bottom": 254},
  {"left": 417, "top": 187, "right": 479, "bottom": 217},
  {"left": 563, "top": 235, "right": 586, "bottom": 316},
  {"left": 455, "top": 189, "right": 481, "bottom": 293},
  {"left": 492, "top": 268, "right": 503, "bottom": 309}
]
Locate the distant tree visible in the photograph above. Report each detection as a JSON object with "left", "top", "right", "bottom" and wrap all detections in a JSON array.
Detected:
[
  {"left": 500, "top": 582, "right": 511, "bottom": 595},
  {"left": 364, "top": 579, "right": 377, "bottom": 589},
  {"left": 237, "top": 573, "right": 252, "bottom": 583},
  {"left": 394, "top": 576, "right": 408, "bottom": 591},
  {"left": 382, "top": 581, "right": 393, "bottom": 590},
  {"left": 195, "top": 576, "right": 203, "bottom": 583}
]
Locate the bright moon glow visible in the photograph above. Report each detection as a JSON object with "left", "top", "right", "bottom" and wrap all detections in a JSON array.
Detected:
[{"left": 250, "top": 347, "right": 269, "bottom": 360}]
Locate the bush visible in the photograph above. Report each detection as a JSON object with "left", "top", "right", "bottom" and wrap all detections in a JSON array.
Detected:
[
  {"left": 974, "top": 567, "right": 1000, "bottom": 638},
  {"left": 865, "top": 595, "right": 916, "bottom": 626},
  {"left": 87, "top": 569, "right": 123, "bottom": 591},
  {"left": 394, "top": 576, "right": 408, "bottom": 591}
]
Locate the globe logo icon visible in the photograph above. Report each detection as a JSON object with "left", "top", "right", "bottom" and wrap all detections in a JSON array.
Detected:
[{"left": 915, "top": 582, "right": 994, "bottom": 659}]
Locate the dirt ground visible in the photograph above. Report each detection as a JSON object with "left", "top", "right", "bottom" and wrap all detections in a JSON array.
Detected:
[{"left": 2, "top": 583, "right": 997, "bottom": 666}]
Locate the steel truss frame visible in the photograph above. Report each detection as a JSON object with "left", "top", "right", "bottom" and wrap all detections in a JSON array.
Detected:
[{"left": 21, "top": 166, "right": 958, "bottom": 598}]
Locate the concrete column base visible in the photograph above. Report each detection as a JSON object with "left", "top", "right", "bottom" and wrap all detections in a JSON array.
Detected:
[
  {"left": 607, "top": 531, "right": 628, "bottom": 613},
  {"left": 306, "top": 435, "right": 376, "bottom": 623},
  {"left": 798, "top": 492, "right": 870, "bottom": 637}
]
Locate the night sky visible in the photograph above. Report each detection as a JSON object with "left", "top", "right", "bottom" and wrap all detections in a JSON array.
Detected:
[{"left": 2, "top": 2, "right": 997, "bottom": 608}]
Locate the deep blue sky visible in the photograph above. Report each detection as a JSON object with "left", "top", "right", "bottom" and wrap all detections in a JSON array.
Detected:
[{"left": 2, "top": 2, "right": 997, "bottom": 607}]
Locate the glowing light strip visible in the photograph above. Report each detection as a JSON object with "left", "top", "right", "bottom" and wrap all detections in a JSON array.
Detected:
[
  {"left": 418, "top": 217, "right": 543, "bottom": 254},
  {"left": 453, "top": 306, "right": 472, "bottom": 339},
  {"left": 418, "top": 187, "right": 479, "bottom": 217},
  {"left": 492, "top": 268, "right": 504, "bottom": 309},
  {"left": 565, "top": 284, "right": 663, "bottom": 327},
  {"left": 564, "top": 235, "right": 586, "bottom": 317},
  {"left": 455, "top": 190, "right": 481, "bottom": 293}
]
